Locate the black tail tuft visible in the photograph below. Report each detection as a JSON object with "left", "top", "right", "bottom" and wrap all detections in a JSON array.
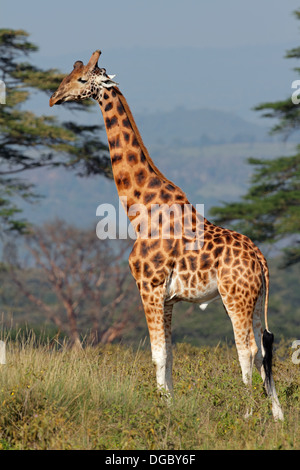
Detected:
[{"left": 262, "top": 329, "right": 274, "bottom": 390}]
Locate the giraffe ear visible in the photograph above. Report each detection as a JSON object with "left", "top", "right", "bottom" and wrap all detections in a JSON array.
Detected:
[
  {"left": 86, "top": 50, "right": 101, "bottom": 70},
  {"left": 102, "top": 74, "right": 118, "bottom": 88},
  {"left": 73, "top": 61, "right": 84, "bottom": 69}
]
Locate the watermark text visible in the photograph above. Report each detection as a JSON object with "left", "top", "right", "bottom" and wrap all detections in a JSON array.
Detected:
[{"left": 96, "top": 197, "right": 205, "bottom": 250}]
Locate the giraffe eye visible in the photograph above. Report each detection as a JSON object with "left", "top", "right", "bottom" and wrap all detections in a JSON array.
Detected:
[{"left": 78, "top": 78, "right": 88, "bottom": 83}]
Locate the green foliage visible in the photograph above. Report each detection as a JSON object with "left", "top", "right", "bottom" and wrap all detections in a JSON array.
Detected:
[
  {"left": 209, "top": 9, "right": 300, "bottom": 266},
  {"left": 210, "top": 152, "right": 300, "bottom": 247},
  {"left": 0, "top": 29, "right": 111, "bottom": 234},
  {"left": 0, "top": 337, "right": 299, "bottom": 450}
]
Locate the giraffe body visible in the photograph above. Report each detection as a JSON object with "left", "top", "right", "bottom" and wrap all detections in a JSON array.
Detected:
[{"left": 50, "top": 50, "right": 283, "bottom": 421}]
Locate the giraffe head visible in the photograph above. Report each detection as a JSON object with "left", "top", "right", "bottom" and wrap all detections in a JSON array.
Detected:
[{"left": 49, "top": 50, "right": 117, "bottom": 107}]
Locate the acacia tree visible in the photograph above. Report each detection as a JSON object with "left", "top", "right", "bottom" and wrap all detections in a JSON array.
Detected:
[
  {"left": 0, "top": 29, "right": 112, "bottom": 233},
  {"left": 6, "top": 220, "right": 139, "bottom": 348},
  {"left": 209, "top": 9, "right": 300, "bottom": 267}
]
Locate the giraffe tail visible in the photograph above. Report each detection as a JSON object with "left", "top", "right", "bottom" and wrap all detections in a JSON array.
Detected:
[
  {"left": 255, "top": 247, "right": 270, "bottom": 332},
  {"left": 258, "top": 252, "right": 274, "bottom": 390},
  {"left": 262, "top": 328, "right": 274, "bottom": 391}
]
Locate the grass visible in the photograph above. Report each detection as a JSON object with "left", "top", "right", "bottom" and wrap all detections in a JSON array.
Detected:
[{"left": 0, "top": 332, "right": 299, "bottom": 450}]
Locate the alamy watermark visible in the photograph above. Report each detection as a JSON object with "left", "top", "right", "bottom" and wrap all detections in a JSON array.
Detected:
[
  {"left": 0, "top": 80, "right": 6, "bottom": 104},
  {"left": 291, "top": 340, "right": 300, "bottom": 365},
  {"left": 96, "top": 196, "right": 205, "bottom": 250},
  {"left": 291, "top": 80, "right": 300, "bottom": 104}
]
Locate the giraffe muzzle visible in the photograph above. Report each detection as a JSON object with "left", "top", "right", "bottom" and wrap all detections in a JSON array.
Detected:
[{"left": 49, "top": 91, "right": 66, "bottom": 107}]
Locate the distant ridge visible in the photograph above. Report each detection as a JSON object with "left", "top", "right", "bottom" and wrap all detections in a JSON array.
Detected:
[
  {"left": 15, "top": 106, "right": 296, "bottom": 229},
  {"left": 135, "top": 106, "right": 269, "bottom": 146}
]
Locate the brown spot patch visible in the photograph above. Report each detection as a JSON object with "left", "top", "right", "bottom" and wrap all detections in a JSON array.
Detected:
[
  {"left": 214, "top": 245, "right": 224, "bottom": 258},
  {"left": 179, "top": 257, "right": 187, "bottom": 271},
  {"left": 160, "top": 189, "right": 172, "bottom": 202},
  {"left": 106, "top": 116, "right": 118, "bottom": 129},
  {"left": 132, "top": 136, "right": 139, "bottom": 147},
  {"left": 207, "top": 241, "right": 214, "bottom": 251},
  {"left": 151, "top": 252, "right": 165, "bottom": 268},
  {"left": 224, "top": 247, "right": 232, "bottom": 265},
  {"left": 116, "top": 171, "right": 131, "bottom": 189},
  {"left": 132, "top": 260, "right": 141, "bottom": 275},
  {"left": 144, "top": 192, "right": 156, "bottom": 204},
  {"left": 134, "top": 169, "right": 147, "bottom": 186},
  {"left": 142, "top": 281, "right": 150, "bottom": 292},
  {"left": 123, "top": 132, "right": 130, "bottom": 142},
  {"left": 149, "top": 177, "right": 162, "bottom": 188},
  {"left": 117, "top": 103, "right": 125, "bottom": 115},
  {"left": 140, "top": 241, "right": 149, "bottom": 257},
  {"left": 232, "top": 248, "right": 241, "bottom": 257},
  {"left": 104, "top": 102, "right": 113, "bottom": 112},
  {"left": 188, "top": 255, "right": 197, "bottom": 271},
  {"left": 143, "top": 262, "right": 153, "bottom": 278},
  {"left": 163, "top": 239, "right": 174, "bottom": 252},
  {"left": 112, "top": 154, "right": 123, "bottom": 165},
  {"left": 109, "top": 137, "right": 120, "bottom": 149},
  {"left": 127, "top": 152, "right": 138, "bottom": 165},
  {"left": 200, "top": 253, "right": 211, "bottom": 269},
  {"left": 122, "top": 118, "right": 131, "bottom": 128}
]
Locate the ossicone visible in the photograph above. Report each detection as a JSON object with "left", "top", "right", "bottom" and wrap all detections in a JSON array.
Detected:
[{"left": 86, "top": 50, "right": 101, "bottom": 70}]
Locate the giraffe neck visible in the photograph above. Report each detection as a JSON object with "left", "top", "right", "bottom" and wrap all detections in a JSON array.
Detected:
[{"left": 98, "top": 87, "right": 185, "bottom": 217}]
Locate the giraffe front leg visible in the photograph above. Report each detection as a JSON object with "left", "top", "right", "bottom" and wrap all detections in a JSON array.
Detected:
[
  {"left": 142, "top": 292, "right": 174, "bottom": 397},
  {"left": 153, "top": 303, "right": 173, "bottom": 396}
]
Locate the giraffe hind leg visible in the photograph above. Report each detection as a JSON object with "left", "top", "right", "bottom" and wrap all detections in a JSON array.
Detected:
[
  {"left": 230, "top": 312, "right": 257, "bottom": 418},
  {"left": 220, "top": 275, "right": 283, "bottom": 421},
  {"left": 219, "top": 287, "right": 259, "bottom": 418}
]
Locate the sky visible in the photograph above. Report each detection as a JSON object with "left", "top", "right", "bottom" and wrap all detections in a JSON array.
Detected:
[
  {"left": 2, "top": 0, "right": 300, "bottom": 53},
  {"left": 3, "top": 0, "right": 300, "bottom": 119}
]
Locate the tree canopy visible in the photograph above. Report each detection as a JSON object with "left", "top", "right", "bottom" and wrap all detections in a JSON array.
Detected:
[
  {"left": 209, "top": 10, "right": 300, "bottom": 267},
  {"left": 0, "top": 29, "right": 112, "bottom": 233}
]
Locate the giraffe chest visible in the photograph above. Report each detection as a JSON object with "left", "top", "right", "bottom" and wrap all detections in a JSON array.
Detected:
[{"left": 165, "top": 264, "right": 219, "bottom": 304}]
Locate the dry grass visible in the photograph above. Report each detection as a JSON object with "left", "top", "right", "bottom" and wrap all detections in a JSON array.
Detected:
[{"left": 0, "top": 332, "right": 299, "bottom": 450}]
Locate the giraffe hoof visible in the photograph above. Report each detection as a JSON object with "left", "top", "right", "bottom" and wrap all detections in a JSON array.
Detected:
[
  {"left": 273, "top": 406, "right": 284, "bottom": 422},
  {"left": 244, "top": 408, "right": 253, "bottom": 419}
]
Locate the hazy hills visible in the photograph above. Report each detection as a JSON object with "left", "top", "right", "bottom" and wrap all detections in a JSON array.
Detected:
[
  {"left": 135, "top": 106, "right": 269, "bottom": 146},
  {"left": 17, "top": 105, "right": 297, "bottom": 230}
]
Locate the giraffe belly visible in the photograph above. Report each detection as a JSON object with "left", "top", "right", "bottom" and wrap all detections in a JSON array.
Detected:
[{"left": 165, "top": 269, "right": 219, "bottom": 305}]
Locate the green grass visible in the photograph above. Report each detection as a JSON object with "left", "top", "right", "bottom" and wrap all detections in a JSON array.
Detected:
[{"left": 0, "top": 333, "right": 299, "bottom": 450}]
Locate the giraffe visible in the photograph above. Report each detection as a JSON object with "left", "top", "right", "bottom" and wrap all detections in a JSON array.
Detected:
[{"left": 50, "top": 50, "right": 283, "bottom": 420}]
